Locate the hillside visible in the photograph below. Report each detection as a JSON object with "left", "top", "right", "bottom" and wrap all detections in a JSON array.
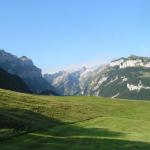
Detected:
[
  {"left": 45, "top": 55, "right": 150, "bottom": 100},
  {"left": 0, "top": 50, "right": 53, "bottom": 93},
  {"left": 0, "top": 89, "right": 150, "bottom": 149},
  {"left": 0, "top": 68, "right": 31, "bottom": 93},
  {"left": 44, "top": 65, "right": 105, "bottom": 95}
]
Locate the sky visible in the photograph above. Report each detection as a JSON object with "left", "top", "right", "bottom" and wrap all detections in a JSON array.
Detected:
[{"left": 0, "top": 0, "right": 150, "bottom": 73}]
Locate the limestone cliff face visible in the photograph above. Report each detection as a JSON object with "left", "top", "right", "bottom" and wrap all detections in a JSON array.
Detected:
[
  {"left": 0, "top": 50, "right": 52, "bottom": 92},
  {"left": 44, "top": 55, "right": 150, "bottom": 100}
]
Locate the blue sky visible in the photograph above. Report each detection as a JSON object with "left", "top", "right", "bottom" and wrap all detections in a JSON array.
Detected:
[{"left": 0, "top": 0, "right": 150, "bottom": 73}]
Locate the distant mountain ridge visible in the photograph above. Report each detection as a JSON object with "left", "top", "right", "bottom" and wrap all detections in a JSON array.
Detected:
[
  {"left": 44, "top": 55, "right": 150, "bottom": 100},
  {"left": 44, "top": 65, "right": 106, "bottom": 95},
  {"left": 0, "top": 49, "right": 55, "bottom": 93},
  {"left": 1, "top": 49, "right": 150, "bottom": 99}
]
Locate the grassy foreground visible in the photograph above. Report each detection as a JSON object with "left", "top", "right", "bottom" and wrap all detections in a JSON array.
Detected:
[{"left": 0, "top": 89, "right": 150, "bottom": 149}]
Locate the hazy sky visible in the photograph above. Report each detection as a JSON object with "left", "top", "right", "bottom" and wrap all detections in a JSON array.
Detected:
[{"left": 0, "top": 0, "right": 150, "bottom": 73}]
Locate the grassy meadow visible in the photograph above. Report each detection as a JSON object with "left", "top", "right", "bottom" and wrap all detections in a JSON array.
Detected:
[{"left": 0, "top": 89, "right": 150, "bottom": 149}]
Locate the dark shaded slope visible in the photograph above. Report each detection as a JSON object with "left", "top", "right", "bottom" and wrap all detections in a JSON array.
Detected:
[
  {"left": 0, "top": 50, "right": 54, "bottom": 92},
  {"left": 0, "top": 68, "right": 31, "bottom": 93}
]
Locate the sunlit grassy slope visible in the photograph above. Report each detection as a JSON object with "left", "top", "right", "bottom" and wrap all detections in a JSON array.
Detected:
[{"left": 0, "top": 89, "right": 150, "bottom": 150}]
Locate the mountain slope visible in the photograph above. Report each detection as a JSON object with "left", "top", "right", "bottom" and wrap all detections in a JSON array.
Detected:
[
  {"left": 44, "top": 66, "right": 105, "bottom": 95},
  {"left": 0, "top": 50, "right": 53, "bottom": 93},
  {"left": 44, "top": 55, "right": 150, "bottom": 100},
  {"left": 0, "top": 89, "right": 150, "bottom": 149},
  {"left": 87, "top": 55, "right": 150, "bottom": 100},
  {"left": 0, "top": 68, "right": 31, "bottom": 93}
]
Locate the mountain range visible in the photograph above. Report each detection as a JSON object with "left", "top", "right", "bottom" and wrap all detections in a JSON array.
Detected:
[
  {"left": 44, "top": 55, "right": 150, "bottom": 100},
  {"left": 0, "top": 49, "right": 56, "bottom": 94},
  {"left": 0, "top": 49, "right": 150, "bottom": 100}
]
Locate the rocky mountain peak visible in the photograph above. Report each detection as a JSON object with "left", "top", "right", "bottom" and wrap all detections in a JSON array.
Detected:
[
  {"left": 0, "top": 50, "right": 53, "bottom": 92},
  {"left": 110, "top": 55, "right": 150, "bottom": 68},
  {"left": 128, "top": 54, "right": 139, "bottom": 59},
  {"left": 44, "top": 55, "right": 150, "bottom": 100},
  {"left": 0, "top": 50, "right": 18, "bottom": 65},
  {"left": 81, "top": 66, "right": 87, "bottom": 72},
  {"left": 20, "top": 56, "right": 33, "bottom": 65},
  {"left": 20, "top": 56, "right": 30, "bottom": 61},
  {"left": 0, "top": 49, "right": 6, "bottom": 55}
]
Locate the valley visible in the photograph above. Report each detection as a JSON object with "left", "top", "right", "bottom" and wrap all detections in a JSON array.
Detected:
[{"left": 1, "top": 1, "right": 150, "bottom": 149}]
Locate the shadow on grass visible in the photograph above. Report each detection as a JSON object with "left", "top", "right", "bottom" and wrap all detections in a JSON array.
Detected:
[
  {"left": 0, "top": 107, "right": 63, "bottom": 140},
  {"left": 25, "top": 135, "right": 150, "bottom": 150},
  {"left": 46, "top": 125, "right": 123, "bottom": 138},
  {"left": 0, "top": 108, "right": 150, "bottom": 150},
  {"left": 0, "top": 107, "right": 63, "bottom": 130}
]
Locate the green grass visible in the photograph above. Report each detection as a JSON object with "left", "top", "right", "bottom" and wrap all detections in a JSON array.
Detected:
[{"left": 0, "top": 89, "right": 150, "bottom": 149}]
